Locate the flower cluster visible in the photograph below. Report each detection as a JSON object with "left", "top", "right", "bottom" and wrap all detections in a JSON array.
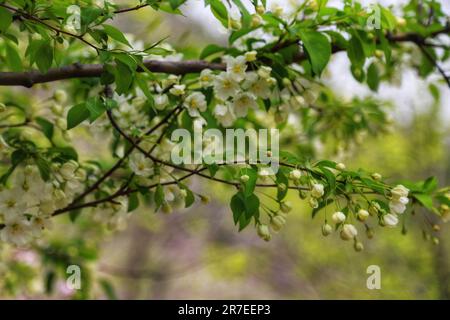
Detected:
[
  {"left": 0, "top": 161, "right": 86, "bottom": 246},
  {"left": 187, "top": 55, "right": 275, "bottom": 127}
]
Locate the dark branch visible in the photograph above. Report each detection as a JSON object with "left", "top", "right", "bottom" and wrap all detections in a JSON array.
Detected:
[{"left": 0, "top": 60, "right": 226, "bottom": 87}]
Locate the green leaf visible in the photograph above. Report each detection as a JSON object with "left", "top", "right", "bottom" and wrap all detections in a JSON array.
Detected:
[
  {"left": 85, "top": 97, "right": 106, "bottom": 122},
  {"left": 5, "top": 43, "right": 23, "bottom": 71},
  {"left": 113, "top": 60, "right": 134, "bottom": 95},
  {"left": 0, "top": 7, "right": 12, "bottom": 32},
  {"left": 169, "top": 0, "right": 186, "bottom": 10},
  {"left": 127, "top": 193, "right": 139, "bottom": 212},
  {"left": 200, "top": 44, "right": 226, "bottom": 59},
  {"left": 413, "top": 193, "right": 434, "bottom": 210},
  {"left": 276, "top": 171, "right": 289, "bottom": 201},
  {"left": 179, "top": 183, "right": 195, "bottom": 208},
  {"left": 367, "top": 62, "right": 380, "bottom": 92},
  {"left": 35, "top": 117, "right": 54, "bottom": 141},
  {"left": 319, "top": 166, "right": 336, "bottom": 194},
  {"left": 35, "top": 157, "right": 51, "bottom": 181},
  {"left": 347, "top": 34, "right": 365, "bottom": 68},
  {"left": 154, "top": 184, "right": 165, "bottom": 208},
  {"left": 207, "top": 163, "right": 219, "bottom": 177},
  {"left": 45, "top": 271, "right": 56, "bottom": 294},
  {"left": 67, "top": 103, "right": 90, "bottom": 130},
  {"left": 34, "top": 41, "right": 54, "bottom": 73},
  {"left": 99, "top": 279, "right": 117, "bottom": 300},
  {"left": 207, "top": 0, "right": 229, "bottom": 28},
  {"left": 422, "top": 177, "right": 438, "bottom": 193},
  {"left": 299, "top": 30, "right": 331, "bottom": 76},
  {"left": 230, "top": 192, "right": 245, "bottom": 225},
  {"left": 244, "top": 194, "right": 260, "bottom": 220},
  {"left": 103, "top": 24, "right": 131, "bottom": 48}
]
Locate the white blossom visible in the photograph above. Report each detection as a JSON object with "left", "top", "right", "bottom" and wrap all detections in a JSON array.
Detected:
[
  {"left": 213, "top": 72, "right": 240, "bottom": 100},
  {"left": 226, "top": 55, "right": 247, "bottom": 82},
  {"left": 231, "top": 92, "right": 258, "bottom": 117},
  {"left": 340, "top": 224, "right": 358, "bottom": 240},
  {"left": 257, "top": 66, "right": 272, "bottom": 79},
  {"left": 29, "top": 215, "right": 53, "bottom": 237},
  {"left": 332, "top": 211, "right": 346, "bottom": 224},
  {"left": 214, "top": 103, "right": 236, "bottom": 127},
  {"left": 199, "top": 69, "right": 215, "bottom": 87},
  {"left": 383, "top": 213, "right": 399, "bottom": 227},
  {"left": 244, "top": 51, "right": 257, "bottom": 62},
  {"left": 0, "top": 215, "right": 32, "bottom": 246},
  {"left": 129, "top": 152, "right": 154, "bottom": 176},
  {"left": 169, "top": 84, "right": 186, "bottom": 96},
  {"left": 311, "top": 183, "right": 324, "bottom": 198},
  {"left": 154, "top": 94, "right": 169, "bottom": 110},
  {"left": 248, "top": 78, "right": 271, "bottom": 99},
  {"left": 184, "top": 92, "right": 207, "bottom": 117},
  {"left": 0, "top": 189, "right": 26, "bottom": 219}
]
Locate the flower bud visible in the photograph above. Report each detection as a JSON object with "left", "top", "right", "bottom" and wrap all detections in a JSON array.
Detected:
[
  {"left": 53, "top": 89, "right": 67, "bottom": 104},
  {"left": 0, "top": 103, "right": 6, "bottom": 112},
  {"left": 432, "top": 237, "right": 440, "bottom": 245},
  {"left": 75, "top": 168, "right": 87, "bottom": 181},
  {"left": 322, "top": 223, "right": 333, "bottom": 236},
  {"left": 200, "top": 195, "right": 210, "bottom": 204},
  {"left": 308, "top": 0, "right": 319, "bottom": 11},
  {"left": 354, "top": 241, "right": 364, "bottom": 252},
  {"left": 51, "top": 103, "right": 64, "bottom": 115},
  {"left": 309, "top": 197, "right": 318, "bottom": 209},
  {"left": 270, "top": 215, "right": 286, "bottom": 232},
  {"left": 340, "top": 224, "right": 358, "bottom": 240},
  {"left": 289, "top": 169, "right": 301, "bottom": 181},
  {"left": 169, "top": 84, "right": 186, "bottom": 96},
  {"left": 60, "top": 160, "right": 78, "bottom": 180},
  {"left": 240, "top": 174, "right": 250, "bottom": 183},
  {"left": 230, "top": 19, "right": 242, "bottom": 30},
  {"left": 24, "top": 165, "right": 35, "bottom": 175},
  {"left": 371, "top": 173, "right": 382, "bottom": 181},
  {"left": 441, "top": 205, "right": 450, "bottom": 223},
  {"left": 369, "top": 202, "right": 380, "bottom": 216},
  {"left": 280, "top": 202, "right": 292, "bottom": 213},
  {"left": 155, "top": 94, "right": 169, "bottom": 110},
  {"left": 382, "top": 213, "right": 399, "bottom": 227},
  {"left": 432, "top": 224, "right": 440, "bottom": 232},
  {"left": 396, "top": 16, "right": 406, "bottom": 27},
  {"left": 391, "top": 184, "right": 409, "bottom": 199},
  {"left": 282, "top": 78, "right": 292, "bottom": 87},
  {"left": 332, "top": 211, "right": 346, "bottom": 224},
  {"left": 257, "top": 66, "right": 272, "bottom": 79},
  {"left": 244, "top": 50, "right": 257, "bottom": 62},
  {"left": 162, "top": 202, "right": 172, "bottom": 214},
  {"left": 273, "top": 5, "right": 283, "bottom": 17},
  {"left": 357, "top": 209, "right": 369, "bottom": 221},
  {"left": 336, "top": 163, "right": 346, "bottom": 171},
  {"left": 256, "top": 5, "right": 265, "bottom": 15},
  {"left": 374, "top": 50, "right": 384, "bottom": 59},
  {"left": 180, "top": 189, "right": 188, "bottom": 198},
  {"left": 257, "top": 224, "right": 271, "bottom": 241},
  {"left": 251, "top": 14, "right": 262, "bottom": 28},
  {"left": 298, "top": 190, "right": 307, "bottom": 199},
  {"left": 311, "top": 183, "right": 324, "bottom": 198},
  {"left": 56, "top": 118, "right": 67, "bottom": 130}
]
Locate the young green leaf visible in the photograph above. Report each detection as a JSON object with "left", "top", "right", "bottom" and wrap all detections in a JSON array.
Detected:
[{"left": 299, "top": 30, "right": 331, "bottom": 76}]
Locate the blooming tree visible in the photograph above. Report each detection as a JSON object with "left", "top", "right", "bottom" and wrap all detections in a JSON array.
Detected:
[{"left": 0, "top": 0, "right": 449, "bottom": 261}]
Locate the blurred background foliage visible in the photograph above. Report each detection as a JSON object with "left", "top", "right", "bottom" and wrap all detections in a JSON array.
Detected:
[{"left": 0, "top": 0, "right": 449, "bottom": 299}]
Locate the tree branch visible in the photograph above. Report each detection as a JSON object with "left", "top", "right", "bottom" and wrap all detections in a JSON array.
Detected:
[{"left": 0, "top": 60, "right": 226, "bottom": 87}]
